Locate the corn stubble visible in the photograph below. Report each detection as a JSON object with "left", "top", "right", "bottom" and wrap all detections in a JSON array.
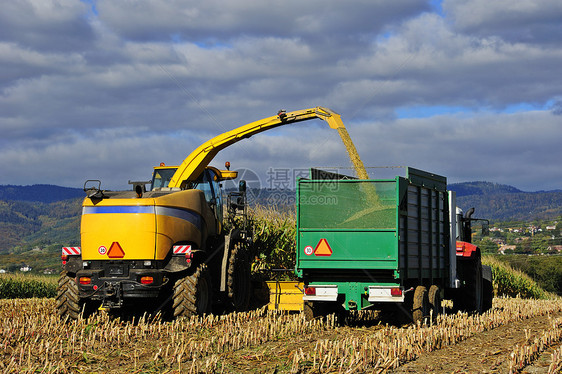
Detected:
[{"left": 1, "top": 298, "right": 561, "bottom": 373}]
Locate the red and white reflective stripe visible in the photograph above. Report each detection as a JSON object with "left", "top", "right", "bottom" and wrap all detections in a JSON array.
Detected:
[
  {"left": 173, "top": 245, "right": 191, "bottom": 255},
  {"left": 62, "top": 247, "right": 81, "bottom": 255}
]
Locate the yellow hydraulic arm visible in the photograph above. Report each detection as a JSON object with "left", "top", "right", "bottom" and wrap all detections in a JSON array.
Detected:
[{"left": 169, "top": 107, "right": 345, "bottom": 189}]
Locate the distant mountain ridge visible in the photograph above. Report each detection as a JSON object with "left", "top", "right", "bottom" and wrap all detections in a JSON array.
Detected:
[
  {"left": 448, "top": 181, "right": 522, "bottom": 197},
  {"left": 0, "top": 185, "right": 84, "bottom": 203},
  {"left": 448, "top": 182, "right": 562, "bottom": 221}
]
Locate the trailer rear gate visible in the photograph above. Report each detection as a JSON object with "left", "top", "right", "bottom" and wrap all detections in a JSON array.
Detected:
[{"left": 296, "top": 167, "right": 451, "bottom": 288}]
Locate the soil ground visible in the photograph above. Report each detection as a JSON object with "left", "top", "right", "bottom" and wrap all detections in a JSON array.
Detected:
[
  {"left": 218, "top": 311, "right": 562, "bottom": 373},
  {"left": 392, "top": 311, "right": 562, "bottom": 374}
]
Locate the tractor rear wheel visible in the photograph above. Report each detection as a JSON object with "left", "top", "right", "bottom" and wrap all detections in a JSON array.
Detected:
[
  {"left": 482, "top": 265, "right": 493, "bottom": 312},
  {"left": 457, "top": 255, "right": 483, "bottom": 313},
  {"left": 173, "top": 264, "right": 212, "bottom": 317},
  {"left": 227, "top": 242, "right": 251, "bottom": 312}
]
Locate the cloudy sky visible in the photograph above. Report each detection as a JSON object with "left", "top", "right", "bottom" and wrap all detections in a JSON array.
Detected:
[{"left": 1, "top": 0, "right": 561, "bottom": 192}]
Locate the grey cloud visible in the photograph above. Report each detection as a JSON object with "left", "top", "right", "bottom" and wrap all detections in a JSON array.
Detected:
[
  {"left": 443, "top": 0, "right": 562, "bottom": 45},
  {"left": 0, "top": 0, "right": 94, "bottom": 52},
  {"left": 1, "top": 0, "right": 561, "bottom": 191},
  {"left": 348, "top": 110, "right": 562, "bottom": 191},
  {"left": 97, "top": 0, "right": 429, "bottom": 44}
]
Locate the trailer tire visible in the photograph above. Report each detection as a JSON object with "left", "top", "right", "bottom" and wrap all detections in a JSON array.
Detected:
[
  {"left": 173, "top": 264, "right": 212, "bottom": 317},
  {"left": 428, "top": 285, "right": 441, "bottom": 320},
  {"left": 412, "top": 286, "right": 429, "bottom": 325},
  {"left": 56, "top": 271, "right": 81, "bottom": 320},
  {"left": 227, "top": 242, "right": 251, "bottom": 312},
  {"left": 303, "top": 301, "right": 317, "bottom": 321},
  {"left": 303, "top": 301, "right": 341, "bottom": 322}
]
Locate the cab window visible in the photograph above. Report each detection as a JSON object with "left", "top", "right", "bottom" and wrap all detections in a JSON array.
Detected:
[
  {"left": 195, "top": 169, "right": 223, "bottom": 221},
  {"left": 151, "top": 168, "right": 177, "bottom": 190}
]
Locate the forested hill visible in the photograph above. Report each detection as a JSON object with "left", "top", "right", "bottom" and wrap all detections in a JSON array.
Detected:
[
  {"left": 449, "top": 181, "right": 523, "bottom": 196},
  {"left": 0, "top": 185, "right": 83, "bottom": 203},
  {"left": 449, "top": 182, "right": 562, "bottom": 221},
  {"left": 1, "top": 182, "right": 562, "bottom": 254}
]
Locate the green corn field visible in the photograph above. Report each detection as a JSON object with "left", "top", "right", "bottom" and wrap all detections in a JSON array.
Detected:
[
  {"left": 482, "top": 255, "right": 551, "bottom": 299},
  {"left": 0, "top": 273, "right": 56, "bottom": 299}
]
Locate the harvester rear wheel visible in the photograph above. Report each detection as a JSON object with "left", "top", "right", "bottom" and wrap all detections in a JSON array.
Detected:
[
  {"left": 56, "top": 271, "right": 81, "bottom": 320},
  {"left": 412, "top": 286, "right": 429, "bottom": 325},
  {"left": 227, "top": 242, "right": 251, "bottom": 312},
  {"left": 173, "top": 263, "right": 212, "bottom": 317}
]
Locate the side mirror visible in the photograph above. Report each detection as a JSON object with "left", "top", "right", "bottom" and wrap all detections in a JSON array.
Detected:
[
  {"left": 481, "top": 222, "right": 490, "bottom": 236},
  {"left": 84, "top": 180, "right": 104, "bottom": 199}
]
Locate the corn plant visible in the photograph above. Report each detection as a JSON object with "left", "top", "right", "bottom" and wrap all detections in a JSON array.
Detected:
[
  {"left": 483, "top": 256, "right": 550, "bottom": 299},
  {"left": 0, "top": 274, "right": 56, "bottom": 299}
]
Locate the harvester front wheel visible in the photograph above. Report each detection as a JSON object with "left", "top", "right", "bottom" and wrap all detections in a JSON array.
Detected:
[
  {"left": 56, "top": 271, "right": 81, "bottom": 320},
  {"left": 173, "top": 263, "right": 212, "bottom": 317},
  {"left": 412, "top": 286, "right": 429, "bottom": 325},
  {"left": 227, "top": 242, "right": 251, "bottom": 312}
]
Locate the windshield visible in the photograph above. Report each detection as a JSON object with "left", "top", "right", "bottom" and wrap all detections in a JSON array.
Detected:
[{"left": 151, "top": 168, "right": 178, "bottom": 190}]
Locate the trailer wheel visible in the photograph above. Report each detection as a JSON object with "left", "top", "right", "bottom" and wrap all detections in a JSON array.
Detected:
[
  {"left": 303, "top": 301, "right": 342, "bottom": 322},
  {"left": 412, "top": 286, "right": 429, "bottom": 324},
  {"left": 227, "top": 242, "right": 251, "bottom": 312},
  {"left": 173, "top": 263, "right": 212, "bottom": 317},
  {"left": 428, "top": 285, "right": 441, "bottom": 320},
  {"left": 303, "top": 301, "right": 317, "bottom": 321}
]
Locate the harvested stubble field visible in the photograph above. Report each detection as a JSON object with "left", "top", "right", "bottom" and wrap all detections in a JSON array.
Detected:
[{"left": 1, "top": 297, "right": 562, "bottom": 373}]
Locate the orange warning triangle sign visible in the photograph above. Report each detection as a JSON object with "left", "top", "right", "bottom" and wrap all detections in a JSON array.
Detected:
[
  {"left": 314, "top": 238, "right": 332, "bottom": 256},
  {"left": 107, "top": 242, "right": 125, "bottom": 258}
]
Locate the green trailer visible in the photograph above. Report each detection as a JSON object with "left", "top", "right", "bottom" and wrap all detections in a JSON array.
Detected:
[{"left": 295, "top": 167, "right": 492, "bottom": 323}]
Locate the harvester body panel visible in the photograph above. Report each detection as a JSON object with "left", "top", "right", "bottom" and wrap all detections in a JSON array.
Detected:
[
  {"left": 80, "top": 189, "right": 208, "bottom": 261},
  {"left": 81, "top": 198, "right": 158, "bottom": 261}
]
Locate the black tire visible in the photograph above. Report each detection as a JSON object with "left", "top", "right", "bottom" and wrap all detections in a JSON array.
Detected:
[
  {"left": 227, "top": 242, "right": 251, "bottom": 312},
  {"left": 428, "top": 285, "right": 441, "bottom": 320},
  {"left": 303, "top": 301, "right": 317, "bottom": 321},
  {"left": 56, "top": 271, "right": 81, "bottom": 320},
  {"left": 412, "top": 286, "right": 429, "bottom": 324},
  {"left": 482, "top": 278, "right": 493, "bottom": 312},
  {"left": 303, "top": 301, "right": 340, "bottom": 322},
  {"left": 173, "top": 263, "right": 212, "bottom": 317},
  {"left": 457, "top": 255, "right": 483, "bottom": 313},
  {"left": 482, "top": 264, "right": 493, "bottom": 312}
]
